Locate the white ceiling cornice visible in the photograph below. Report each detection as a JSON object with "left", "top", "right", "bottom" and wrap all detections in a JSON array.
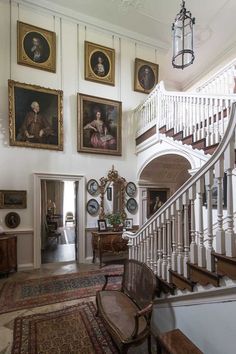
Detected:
[{"left": 16, "top": 0, "right": 169, "bottom": 51}]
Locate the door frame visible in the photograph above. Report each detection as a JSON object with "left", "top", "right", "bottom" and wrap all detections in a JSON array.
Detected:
[{"left": 34, "top": 173, "right": 86, "bottom": 268}]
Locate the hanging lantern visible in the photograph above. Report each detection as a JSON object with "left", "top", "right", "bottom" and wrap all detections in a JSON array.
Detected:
[{"left": 172, "top": 0, "right": 195, "bottom": 69}]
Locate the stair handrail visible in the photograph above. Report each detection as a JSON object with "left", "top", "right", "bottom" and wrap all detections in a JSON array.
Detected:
[{"left": 124, "top": 101, "right": 236, "bottom": 241}]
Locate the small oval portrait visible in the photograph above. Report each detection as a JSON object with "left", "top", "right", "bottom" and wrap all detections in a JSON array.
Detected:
[
  {"left": 138, "top": 65, "right": 155, "bottom": 91},
  {"left": 5, "top": 212, "right": 21, "bottom": 229},
  {"left": 90, "top": 51, "right": 110, "bottom": 78},
  {"left": 23, "top": 31, "right": 50, "bottom": 64}
]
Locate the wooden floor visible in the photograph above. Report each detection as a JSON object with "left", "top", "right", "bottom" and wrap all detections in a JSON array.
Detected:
[{"left": 41, "top": 225, "right": 76, "bottom": 264}]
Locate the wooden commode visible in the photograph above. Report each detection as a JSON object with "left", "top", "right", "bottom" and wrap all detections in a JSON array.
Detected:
[{"left": 0, "top": 233, "right": 17, "bottom": 276}]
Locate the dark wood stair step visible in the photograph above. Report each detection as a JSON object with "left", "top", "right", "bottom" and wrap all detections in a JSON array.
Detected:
[
  {"left": 165, "top": 127, "right": 175, "bottom": 137},
  {"left": 159, "top": 125, "right": 166, "bottom": 133},
  {"left": 212, "top": 252, "right": 236, "bottom": 280},
  {"left": 191, "top": 138, "right": 206, "bottom": 150},
  {"left": 204, "top": 143, "right": 219, "bottom": 155},
  {"left": 187, "top": 262, "right": 221, "bottom": 287},
  {"left": 182, "top": 134, "right": 193, "bottom": 145},
  {"left": 169, "top": 270, "right": 195, "bottom": 292},
  {"left": 156, "top": 275, "right": 176, "bottom": 296},
  {"left": 172, "top": 130, "right": 183, "bottom": 141},
  {"left": 156, "top": 328, "right": 203, "bottom": 354}
]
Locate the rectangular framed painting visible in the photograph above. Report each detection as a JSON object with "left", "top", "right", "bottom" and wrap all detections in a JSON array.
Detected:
[
  {"left": 147, "top": 188, "right": 169, "bottom": 218},
  {"left": 204, "top": 173, "right": 227, "bottom": 208},
  {"left": 0, "top": 190, "right": 27, "bottom": 209},
  {"left": 8, "top": 80, "right": 63, "bottom": 151},
  {"left": 85, "top": 41, "right": 115, "bottom": 86},
  {"left": 98, "top": 219, "right": 107, "bottom": 232},
  {"left": 124, "top": 218, "right": 133, "bottom": 230},
  {"left": 78, "top": 93, "right": 122, "bottom": 156},
  {"left": 134, "top": 58, "right": 159, "bottom": 94},
  {"left": 17, "top": 21, "right": 56, "bottom": 72}
]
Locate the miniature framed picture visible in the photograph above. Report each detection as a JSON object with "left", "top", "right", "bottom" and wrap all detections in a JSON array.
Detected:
[
  {"left": 97, "top": 219, "right": 107, "bottom": 232},
  {"left": 0, "top": 190, "right": 27, "bottom": 209},
  {"left": 17, "top": 21, "right": 56, "bottom": 73},
  {"left": 134, "top": 58, "right": 159, "bottom": 94},
  {"left": 147, "top": 188, "right": 169, "bottom": 218},
  {"left": 124, "top": 218, "right": 133, "bottom": 230},
  {"left": 85, "top": 41, "right": 115, "bottom": 86},
  {"left": 8, "top": 80, "right": 63, "bottom": 151},
  {"left": 78, "top": 93, "right": 122, "bottom": 156},
  {"left": 87, "top": 179, "right": 100, "bottom": 196},
  {"left": 5, "top": 212, "right": 21, "bottom": 228}
]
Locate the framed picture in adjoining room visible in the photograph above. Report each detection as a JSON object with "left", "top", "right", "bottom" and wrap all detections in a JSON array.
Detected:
[
  {"left": 85, "top": 41, "right": 115, "bottom": 86},
  {"left": 78, "top": 93, "right": 122, "bottom": 156},
  {"left": 8, "top": 80, "right": 63, "bottom": 151},
  {"left": 0, "top": 190, "right": 27, "bottom": 209},
  {"left": 17, "top": 21, "right": 56, "bottom": 72},
  {"left": 203, "top": 173, "right": 227, "bottom": 208},
  {"left": 147, "top": 188, "right": 169, "bottom": 218},
  {"left": 134, "top": 58, "right": 159, "bottom": 94}
]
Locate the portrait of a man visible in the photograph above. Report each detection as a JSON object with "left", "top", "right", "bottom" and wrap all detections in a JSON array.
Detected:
[
  {"left": 17, "top": 21, "right": 56, "bottom": 72},
  {"left": 134, "top": 58, "right": 159, "bottom": 94},
  {"left": 8, "top": 80, "right": 63, "bottom": 150},
  {"left": 147, "top": 189, "right": 169, "bottom": 218}
]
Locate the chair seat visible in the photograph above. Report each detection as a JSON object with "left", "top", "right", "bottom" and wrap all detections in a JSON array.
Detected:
[{"left": 96, "top": 290, "right": 147, "bottom": 342}]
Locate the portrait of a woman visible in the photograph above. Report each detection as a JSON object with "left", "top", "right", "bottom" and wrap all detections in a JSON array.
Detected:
[{"left": 83, "top": 109, "right": 116, "bottom": 150}]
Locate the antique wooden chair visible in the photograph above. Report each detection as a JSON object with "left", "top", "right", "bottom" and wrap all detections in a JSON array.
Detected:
[
  {"left": 65, "top": 211, "right": 75, "bottom": 225},
  {"left": 96, "top": 259, "right": 157, "bottom": 353}
]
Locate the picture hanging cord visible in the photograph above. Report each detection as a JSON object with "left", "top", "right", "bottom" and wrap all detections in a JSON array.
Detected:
[
  {"left": 135, "top": 42, "right": 137, "bottom": 58},
  {"left": 85, "top": 25, "right": 87, "bottom": 41},
  {"left": 77, "top": 23, "right": 80, "bottom": 92},
  {"left": 119, "top": 36, "right": 121, "bottom": 101},
  {"left": 60, "top": 17, "right": 63, "bottom": 90},
  {"left": 53, "top": 15, "right": 55, "bottom": 32}
]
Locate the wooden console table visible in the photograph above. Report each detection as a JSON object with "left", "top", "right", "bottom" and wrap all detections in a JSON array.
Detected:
[
  {"left": 92, "top": 231, "right": 128, "bottom": 267},
  {"left": 0, "top": 234, "right": 17, "bottom": 277}
]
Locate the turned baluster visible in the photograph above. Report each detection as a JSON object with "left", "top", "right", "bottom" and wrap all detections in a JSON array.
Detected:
[
  {"left": 196, "top": 177, "right": 206, "bottom": 267},
  {"left": 205, "top": 169, "right": 215, "bottom": 271},
  {"left": 149, "top": 223, "right": 154, "bottom": 271},
  {"left": 161, "top": 214, "right": 167, "bottom": 280},
  {"left": 176, "top": 198, "right": 184, "bottom": 275},
  {"left": 171, "top": 203, "right": 177, "bottom": 272},
  {"left": 154, "top": 228, "right": 158, "bottom": 275},
  {"left": 165, "top": 208, "right": 172, "bottom": 283},
  {"left": 225, "top": 139, "right": 236, "bottom": 257},
  {"left": 157, "top": 218, "right": 162, "bottom": 277},
  {"left": 183, "top": 192, "right": 190, "bottom": 278},
  {"left": 215, "top": 158, "right": 225, "bottom": 254},
  {"left": 189, "top": 185, "right": 197, "bottom": 264}
]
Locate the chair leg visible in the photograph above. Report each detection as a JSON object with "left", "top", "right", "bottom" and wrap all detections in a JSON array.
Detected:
[{"left": 148, "top": 333, "right": 152, "bottom": 354}]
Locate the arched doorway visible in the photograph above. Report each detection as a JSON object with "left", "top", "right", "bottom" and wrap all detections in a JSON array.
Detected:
[{"left": 138, "top": 154, "right": 191, "bottom": 225}]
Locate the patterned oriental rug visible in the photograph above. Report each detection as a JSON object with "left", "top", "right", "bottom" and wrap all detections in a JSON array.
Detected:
[
  {"left": 0, "top": 266, "right": 123, "bottom": 315},
  {"left": 12, "top": 301, "right": 119, "bottom": 354}
]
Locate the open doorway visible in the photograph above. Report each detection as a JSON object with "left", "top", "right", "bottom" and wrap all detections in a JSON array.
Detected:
[{"left": 41, "top": 179, "right": 77, "bottom": 264}]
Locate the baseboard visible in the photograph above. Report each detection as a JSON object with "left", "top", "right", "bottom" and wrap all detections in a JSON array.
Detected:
[{"left": 18, "top": 263, "right": 34, "bottom": 271}]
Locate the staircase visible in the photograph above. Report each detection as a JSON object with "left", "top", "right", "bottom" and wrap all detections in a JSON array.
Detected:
[{"left": 124, "top": 83, "right": 236, "bottom": 295}]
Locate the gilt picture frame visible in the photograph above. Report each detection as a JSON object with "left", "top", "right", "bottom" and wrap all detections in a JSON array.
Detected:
[
  {"left": 0, "top": 190, "right": 27, "bottom": 209},
  {"left": 134, "top": 58, "right": 159, "bottom": 94},
  {"left": 85, "top": 41, "right": 115, "bottom": 86},
  {"left": 8, "top": 80, "right": 63, "bottom": 151},
  {"left": 78, "top": 93, "right": 122, "bottom": 156},
  {"left": 17, "top": 21, "right": 56, "bottom": 73}
]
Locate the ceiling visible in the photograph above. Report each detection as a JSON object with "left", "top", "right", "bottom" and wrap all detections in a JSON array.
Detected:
[{"left": 46, "top": 0, "right": 236, "bottom": 89}]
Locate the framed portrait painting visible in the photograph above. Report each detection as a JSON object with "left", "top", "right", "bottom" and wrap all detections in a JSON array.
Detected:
[
  {"left": 78, "top": 93, "right": 122, "bottom": 156},
  {"left": 0, "top": 190, "right": 27, "bottom": 209},
  {"left": 147, "top": 188, "right": 169, "bottom": 218},
  {"left": 134, "top": 58, "right": 159, "bottom": 94},
  {"left": 17, "top": 21, "right": 56, "bottom": 72},
  {"left": 8, "top": 80, "right": 63, "bottom": 150},
  {"left": 85, "top": 41, "right": 115, "bottom": 86}
]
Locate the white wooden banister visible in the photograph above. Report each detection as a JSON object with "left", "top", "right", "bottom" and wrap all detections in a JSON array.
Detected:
[
  {"left": 135, "top": 81, "right": 235, "bottom": 148},
  {"left": 124, "top": 102, "right": 236, "bottom": 282}
]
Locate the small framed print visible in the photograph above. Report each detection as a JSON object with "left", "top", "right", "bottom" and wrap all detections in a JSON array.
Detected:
[
  {"left": 126, "top": 182, "right": 137, "bottom": 197},
  {"left": 5, "top": 212, "right": 21, "bottom": 229},
  {"left": 87, "top": 199, "right": 99, "bottom": 216},
  {"left": 97, "top": 219, "right": 107, "bottom": 232},
  {"left": 134, "top": 58, "right": 159, "bottom": 94},
  {"left": 17, "top": 21, "right": 56, "bottom": 73},
  {"left": 0, "top": 190, "right": 27, "bottom": 209},
  {"left": 87, "top": 179, "right": 100, "bottom": 196},
  {"left": 85, "top": 41, "right": 115, "bottom": 86},
  {"left": 124, "top": 218, "right": 133, "bottom": 230}
]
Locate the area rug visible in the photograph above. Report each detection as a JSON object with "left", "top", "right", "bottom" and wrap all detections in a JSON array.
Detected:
[
  {"left": 0, "top": 266, "right": 123, "bottom": 315},
  {"left": 12, "top": 301, "right": 118, "bottom": 354}
]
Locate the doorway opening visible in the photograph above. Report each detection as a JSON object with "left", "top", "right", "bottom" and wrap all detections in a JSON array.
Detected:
[{"left": 41, "top": 179, "right": 77, "bottom": 264}]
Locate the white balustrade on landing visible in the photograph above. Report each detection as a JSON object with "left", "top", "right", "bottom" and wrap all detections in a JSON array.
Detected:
[
  {"left": 135, "top": 81, "right": 235, "bottom": 147},
  {"left": 123, "top": 102, "right": 236, "bottom": 283}
]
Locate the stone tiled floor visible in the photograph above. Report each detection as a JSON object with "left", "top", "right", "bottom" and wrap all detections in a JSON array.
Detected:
[{"left": 0, "top": 262, "right": 156, "bottom": 354}]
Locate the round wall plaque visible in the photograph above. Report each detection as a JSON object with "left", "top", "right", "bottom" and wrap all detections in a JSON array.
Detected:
[{"left": 5, "top": 212, "right": 20, "bottom": 229}]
